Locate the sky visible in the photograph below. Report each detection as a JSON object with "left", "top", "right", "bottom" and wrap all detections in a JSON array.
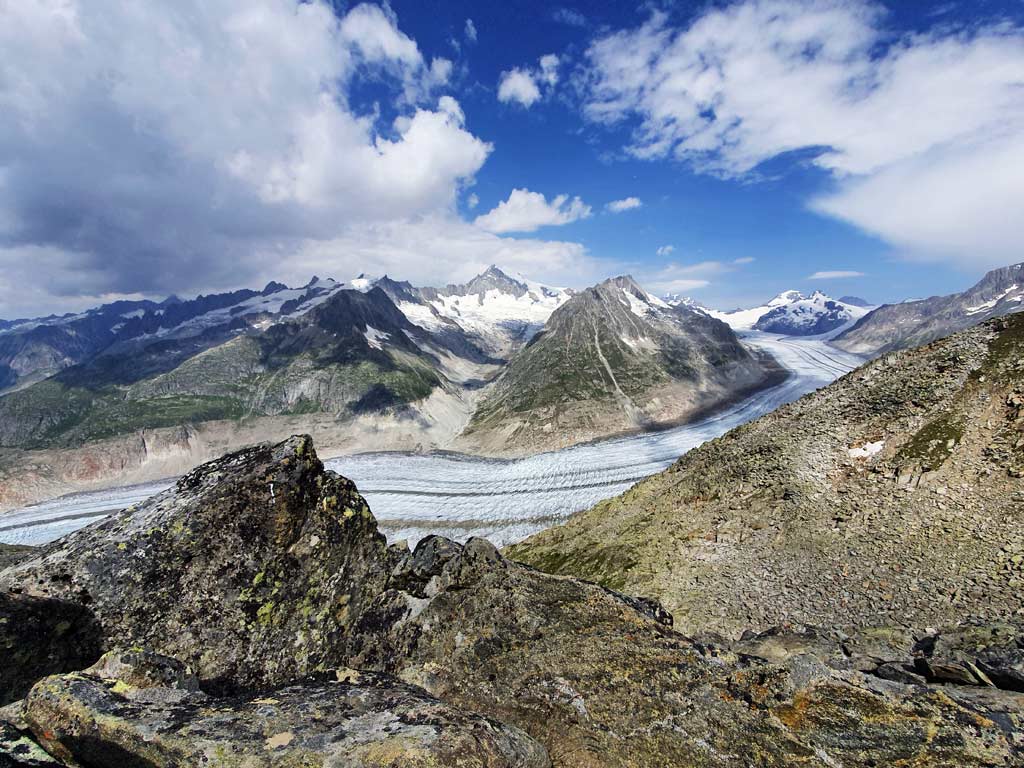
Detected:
[{"left": 1, "top": 0, "right": 1023, "bottom": 317}]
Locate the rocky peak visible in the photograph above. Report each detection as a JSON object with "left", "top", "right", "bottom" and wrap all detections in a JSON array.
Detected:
[
  {"left": 458, "top": 265, "right": 528, "bottom": 298},
  {"left": 770, "top": 289, "right": 804, "bottom": 305},
  {"left": 260, "top": 280, "right": 288, "bottom": 296}
]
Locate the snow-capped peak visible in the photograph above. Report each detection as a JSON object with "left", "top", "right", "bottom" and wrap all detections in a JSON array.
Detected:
[
  {"left": 768, "top": 290, "right": 804, "bottom": 306},
  {"left": 348, "top": 274, "right": 377, "bottom": 292}
]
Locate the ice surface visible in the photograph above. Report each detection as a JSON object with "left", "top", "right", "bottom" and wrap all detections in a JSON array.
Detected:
[{"left": 0, "top": 334, "right": 863, "bottom": 549}]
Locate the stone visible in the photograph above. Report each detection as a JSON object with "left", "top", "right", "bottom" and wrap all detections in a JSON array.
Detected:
[
  {"left": 1, "top": 436, "right": 391, "bottom": 693},
  {"left": 23, "top": 652, "right": 550, "bottom": 768}
]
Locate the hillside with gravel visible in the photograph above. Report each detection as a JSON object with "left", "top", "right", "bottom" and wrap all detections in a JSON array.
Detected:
[{"left": 509, "top": 313, "right": 1024, "bottom": 638}]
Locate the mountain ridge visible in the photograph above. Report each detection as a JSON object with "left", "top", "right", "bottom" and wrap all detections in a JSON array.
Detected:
[{"left": 833, "top": 261, "right": 1024, "bottom": 356}]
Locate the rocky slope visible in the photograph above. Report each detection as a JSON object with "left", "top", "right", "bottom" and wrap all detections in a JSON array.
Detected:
[
  {"left": 508, "top": 313, "right": 1024, "bottom": 640},
  {"left": 460, "top": 276, "right": 781, "bottom": 454},
  {"left": 833, "top": 262, "right": 1024, "bottom": 356},
  {"left": 2, "top": 436, "right": 1021, "bottom": 766}
]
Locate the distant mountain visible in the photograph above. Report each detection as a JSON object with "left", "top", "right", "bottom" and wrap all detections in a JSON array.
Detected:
[
  {"left": 706, "top": 290, "right": 870, "bottom": 336},
  {"left": 0, "top": 286, "right": 452, "bottom": 451},
  {"left": 833, "top": 262, "right": 1024, "bottom": 356},
  {"left": 753, "top": 291, "right": 871, "bottom": 336},
  {"left": 661, "top": 294, "right": 705, "bottom": 310},
  {"left": 364, "top": 265, "right": 573, "bottom": 358},
  {"left": 838, "top": 295, "right": 871, "bottom": 308},
  {"left": 0, "top": 279, "right": 345, "bottom": 393},
  {"left": 461, "top": 276, "right": 779, "bottom": 453}
]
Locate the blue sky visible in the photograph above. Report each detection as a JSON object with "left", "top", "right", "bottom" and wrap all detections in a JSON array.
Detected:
[{"left": 1, "top": 0, "right": 1023, "bottom": 316}]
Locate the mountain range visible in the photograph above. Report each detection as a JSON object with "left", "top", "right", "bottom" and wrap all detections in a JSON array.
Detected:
[
  {"left": 5, "top": 261, "right": 1024, "bottom": 511},
  {"left": 0, "top": 267, "right": 771, "bottom": 509},
  {"left": 833, "top": 262, "right": 1024, "bottom": 356}
]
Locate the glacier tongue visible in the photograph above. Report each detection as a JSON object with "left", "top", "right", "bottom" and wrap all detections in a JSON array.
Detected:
[{"left": 0, "top": 333, "right": 863, "bottom": 549}]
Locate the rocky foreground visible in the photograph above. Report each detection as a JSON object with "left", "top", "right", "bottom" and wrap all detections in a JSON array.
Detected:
[{"left": 1, "top": 436, "right": 1023, "bottom": 766}]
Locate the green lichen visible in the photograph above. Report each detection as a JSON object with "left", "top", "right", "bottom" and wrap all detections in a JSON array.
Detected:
[{"left": 895, "top": 413, "right": 964, "bottom": 468}]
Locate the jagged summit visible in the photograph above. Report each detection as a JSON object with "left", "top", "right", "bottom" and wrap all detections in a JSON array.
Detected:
[{"left": 706, "top": 289, "right": 870, "bottom": 335}]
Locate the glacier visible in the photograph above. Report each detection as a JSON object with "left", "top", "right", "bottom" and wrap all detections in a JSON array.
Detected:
[{"left": 0, "top": 334, "right": 863, "bottom": 548}]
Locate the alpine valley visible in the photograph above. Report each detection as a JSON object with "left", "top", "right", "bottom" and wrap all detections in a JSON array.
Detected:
[{"left": 0, "top": 266, "right": 776, "bottom": 510}]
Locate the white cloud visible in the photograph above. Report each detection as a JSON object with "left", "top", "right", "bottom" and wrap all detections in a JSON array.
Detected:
[
  {"left": 606, "top": 197, "right": 642, "bottom": 213},
  {"left": 656, "top": 245, "right": 675, "bottom": 257},
  {"left": 467, "top": 193, "right": 480, "bottom": 209},
  {"left": 497, "top": 69, "right": 542, "bottom": 108},
  {"left": 582, "top": 0, "right": 1024, "bottom": 268},
  {"left": 474, "top": 189, "right": 592, "bottom": 233},
  {"left": 539, "top": 54, "right": 560, "bottom": 87},
  {"left": 0, "top": 0, "right": 494, "bottom": 314},
  {"left": 465, "top": 18, "right": 477, "bottom": 43},
  {"left": 733, "top": 257, "right": 755, "bottom": 265},
  {"left": 497, "top": 54, "right": 560, "bottom": 108},
  {"left": 808, "top": 270, "right": 865, "bottom": 279},
  {"left": 280, "top": 215, "right": 608, "bottom": 291}
]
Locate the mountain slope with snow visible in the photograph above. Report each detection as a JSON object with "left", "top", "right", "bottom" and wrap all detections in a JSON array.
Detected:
[
  {"left": 753, "top": 291, "right": 870, "bottom": 336},
  {"left": 461, "top": 275, "right": 780, "bottom": 454},
  {"left": 833, "top": 262, "right": 1024, "bottom": 356},
  {"left": 357, "top": 265, "right": 573, "bottom": 358},
  {"left": 703, "top": 290, "right": 869, "bottom": 336},
  {"left": 0, "top": 279, "right": 347, "bottom": 393}
]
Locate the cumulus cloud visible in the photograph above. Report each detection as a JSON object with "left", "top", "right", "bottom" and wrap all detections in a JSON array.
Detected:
[
  {"left": 497, "top": 69, "right": 543, "bottom": 108},
  {"left": 606, "top": 197, "right": 642, "bottom": 213},
  {"left": 497, "top": 54, "right": 560, "bottom": 108},
  {"left": 282, "top": 215, "right": 605, "bottom": 292},
  {"left": 474, "top": 189, "right": 592, "bottom": 234},
  {"left": 656, "top": 245, "right": 675, "bottom": 257},
  {"left": 582, "top": 0, "right": 1024, "bottom": 268},
  {"left": 0, "top": 0, "right": 494, "bottom": 315},
  {"left": 808, "top": 270, "right": 865, "bottom": 279}
]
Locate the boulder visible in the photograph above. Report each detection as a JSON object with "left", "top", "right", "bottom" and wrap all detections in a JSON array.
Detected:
[
  {"left": 1, "top": 436, "right": 390, "bottom": 693},
  {"left": 917, "top": 623, "right": 1024, "bottom": 692},
  {"left": 23, "top": 650, "right": 549, "bottom": 768}
]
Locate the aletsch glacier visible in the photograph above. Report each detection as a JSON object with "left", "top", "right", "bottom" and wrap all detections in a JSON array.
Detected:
[{"left": 0, "top": 332, "right": 862, "bottom": 547}]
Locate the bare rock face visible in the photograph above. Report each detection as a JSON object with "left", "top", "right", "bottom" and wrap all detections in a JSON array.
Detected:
[
  {"left": 0, "top": 435, "right": 390, "bottom": 693},
  {"left": 2, "top": 436, "right": 1023, "bottom": 766},
  {"left": 23, "top": 650, "right": 549, "bottom": 768}
]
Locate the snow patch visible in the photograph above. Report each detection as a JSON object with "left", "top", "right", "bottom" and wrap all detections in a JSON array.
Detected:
[
  {"left": 848, "top": 440, "right": 884, "bottom": 459},
  {"left": 965, "top": 285, "right": 1019, "bottom": 315},
  {"left": 363, "top": 326, "right": 390, "bottom": 349}
]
